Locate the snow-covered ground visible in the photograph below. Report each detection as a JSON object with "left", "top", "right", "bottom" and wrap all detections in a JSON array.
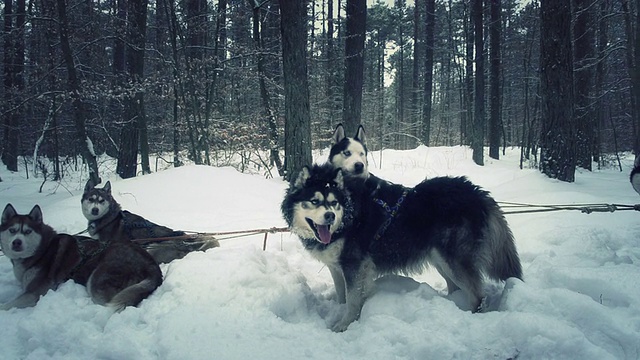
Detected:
[{"left": 1, "top": 146, "right": 639, "bottom": 360}]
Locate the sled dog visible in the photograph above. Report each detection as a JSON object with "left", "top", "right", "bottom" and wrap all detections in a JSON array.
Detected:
[
  {"left": 1, "top": 203, "right": 162, "bottom": 310},
  {"left": 630, "top": 155, "right": 640, "bottom": 195},
  {"left": 282, "top": 124, "right": 522, "bottom": 331},
  {"left": 82, "top": 180, "right": 219, "bottom": 263}
]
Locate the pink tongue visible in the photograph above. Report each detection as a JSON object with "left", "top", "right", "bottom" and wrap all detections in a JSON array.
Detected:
[{"left": 317, "top": 225, "right": 331, "bottom": 244}]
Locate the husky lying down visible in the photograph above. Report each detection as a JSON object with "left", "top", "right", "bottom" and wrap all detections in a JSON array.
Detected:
[
  {"left": 0, "top": 204, "right": 162, "bottom": 311},
  {"left": 82, "top": 180, "right": 219, "bottom": 264}
]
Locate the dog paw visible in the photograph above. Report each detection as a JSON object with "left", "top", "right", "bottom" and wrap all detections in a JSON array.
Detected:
[
  {"left": 331, "top": 320, "right": 351, "bottom": 332},
  {"left": 331, "top": 316, "right": 357, "bottom": 332}
]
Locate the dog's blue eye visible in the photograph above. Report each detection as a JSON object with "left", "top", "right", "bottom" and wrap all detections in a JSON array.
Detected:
[
  {"left": 343, "top": 150, "right": 351, "bottom": 157},
  {"left": 9, "top": 228, "right": 17, "bottom": 234},
  {"left": 310, "top": 199, "right": 319, "bottom": 206},
  {"left": 23, "top": 229, "right": 31, "bottom": 235},
  {"left": 329, "top": 201, "right": 338, "bottom": 207}
]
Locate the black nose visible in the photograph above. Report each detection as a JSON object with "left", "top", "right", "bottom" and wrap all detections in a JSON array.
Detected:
[
  {"left": 11, "top": 239, "right": 23, "bottom": 251},
  {"left": 324, "top": 212, "right": 335, "bottom": 224},
  {"left": 91, "top": 208, "right": 99, "bottom": 215},
  {"left": 354, "top": 162, "right": 364, "bottom": 173}
]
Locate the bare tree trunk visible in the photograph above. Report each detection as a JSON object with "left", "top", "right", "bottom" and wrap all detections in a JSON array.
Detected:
[
  {"left": 117, "top": 0, "right": 149, "bottom": 179},
  {"left": 422, "top": 0, "right": 435, "bottom": 146},
  {"left": 411, "top": 0, "right": 421, "bottom": 147},
  {"left": 2, "top": 0, "right": 17, "bottom": 171},
  {"left": 472, "top": 0, "right": 485, "bottom": 165},
  {"left": 463, "top": 1, "right": 473, "bottom": 146},
  {"left": 342, "top": 0, "right": 366, "bottom": 136},
  {"left": 573, "top": 0, "right": 594, "bottom": 170},
  {"left": 540, "top": 0, "right": 575, "bottom": 182},
  {"left": 279, "top": 0, "right": 312, "bottom": 182},
  {"left": 252, "top": 2, "right": 284, "bottom": 177},
  {"left": 56, "top": 0, "right": 100, "bottom": 185},
  {"left": 489, "top": 0, "right": 501, "bottom": 160}
]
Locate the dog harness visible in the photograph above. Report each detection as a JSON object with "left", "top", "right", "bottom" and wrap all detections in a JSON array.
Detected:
[{"left": 372, "top": 188, "right": 409, "bottom": 241}]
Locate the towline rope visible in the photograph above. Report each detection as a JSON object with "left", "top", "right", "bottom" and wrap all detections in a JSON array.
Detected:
[
  {"left": 129, "top": 227, "right": 290, "bottom": 251},
  {"left": 498, "top": 201, "right": 640, "bottom": 215}
]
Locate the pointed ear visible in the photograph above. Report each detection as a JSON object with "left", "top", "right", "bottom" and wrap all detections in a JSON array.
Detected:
[
  {"left": 333, "top": 123, "right": 345, "bottom": 144},
  {"left": 1, "top": 204, "right": 17, "bottom": 225},
  {"left": 355, "top": 125, "right": 366, "bottom": 145},
  {"left": 84, "top": 179, "right": 95, "bottom": 192},
  {"left": 103, "top": 181, "right": 111, "bottom": 193},
  {"left": 333, "top": 169, "right": 344, "bottom": 190},
  {"left": 28, "top": 205, "right": 43, "bottom": 223},
  {"left": 293, "top": 166, "right": 311, "bottom": 189}
]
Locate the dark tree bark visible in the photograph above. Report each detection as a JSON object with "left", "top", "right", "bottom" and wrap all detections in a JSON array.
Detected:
[
  {"left": 56, "top": 0, "right": 100, "bottom": 185},
  {"left": 625, "top": 0, "right": 640, "bottom": 154},
  {"left": 326, "top": 0, "right": 338, "bottom": 128},
  {"left": 573, "top": 0, "right": 595, "bottom": 170},
  {"left": 539, "top": 0, "right": 575, "bottom": 182},
  {"left": 463, "top": 1, "right": 473, "bottom": 146},
  {"left": 411, "top": 0, "right": 421, "bottom": 147},
  {"left": 117, "top": 0, "right": 150, "bottom": 178},
  {"left": 252, "top": 1, "right": 284, "bottom": 177},
  {"left": 279, "top": 0, "right": 312, "bottom": 182},
  {"left": 489, "top": 0, "right": 501, "bottom": 160},
  {"left": 472, "top": 0, "right": 485, "bottom": 165},
  {"left": 422, "top": 0, "right": 435, "bottom": 146},
  {"left": 342, "top": 0, "right": 367, "bottom": 136},
  {"left": 1, "top": 0, "right": 24, "bottom": 172},
  {"left": 2, "top": 0, "right": 17, "bottom": 171}
]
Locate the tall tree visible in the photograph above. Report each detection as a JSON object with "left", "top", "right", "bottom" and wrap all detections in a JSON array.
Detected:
[
  {"left": 539, "top": 0, "right": 575, "bottom": 181},
  {"left": 422, "top": 0, "right": 435, "bottom": 146},
  {"left": 2, "top": 0, "right": 17, "bottom": 171},
  {"left": 251, "top": 0, "right": 284, "bottom": 177},
  {"left": 56, "top": 0, "right": 100, "bottom": 185},
  {"left": 342, "top": 0, "right": 367, "bottom": 135},
  {"left": 471, "top": 0, "right": 484, "bottom": 165},
  {"left": 279, "top": 0, "right": 312, "bottom": 181},
  {"left": 1, "top": 0, "right": 24, "bottom": 172},
  {"left": 489, "top": 0, "right": 501, "bottom": 159},
  {"left": 117, "top": 0, "right": 150, "bottom": 179},
  {"left": 573, "top": 0, "right": 595, "bottom": 170},
  {"left": 410, "top": 0, "right": 421, "bottom": 147}
]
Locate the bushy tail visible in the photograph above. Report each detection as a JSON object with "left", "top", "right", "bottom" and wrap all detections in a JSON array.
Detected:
[
  {"left": 107, "top": 278, "right": 161, "bottom": 311},
  {"left": 484, "top": 207, "right": 523, "bottom": 281}
]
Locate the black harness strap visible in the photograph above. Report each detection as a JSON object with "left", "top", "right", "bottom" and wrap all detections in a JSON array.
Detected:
[{"left": 372, "top": 189, "right": 409, "bottom": 241}]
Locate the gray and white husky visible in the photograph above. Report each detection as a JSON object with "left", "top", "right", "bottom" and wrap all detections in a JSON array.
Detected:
[
  {"left": 82, "top": 180, "right": 219, "bottom": 264},
  {"left": 1, "top": 203, "right": 162, "bottom": 310},
  {"left": 282, "top": 124, "right": 523, "bottom": 332},
  {"left": 630, "top": 155, "right": 640, "bottom": 195}
]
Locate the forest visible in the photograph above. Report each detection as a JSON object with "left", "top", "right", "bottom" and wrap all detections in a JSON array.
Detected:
[{"left": 0, "top": 0, "right": 638, "bottom": 184}]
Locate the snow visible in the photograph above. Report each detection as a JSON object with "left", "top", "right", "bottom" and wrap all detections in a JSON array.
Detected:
[{"left": 1, "top": 146, "right": 639, "bottom": 360}]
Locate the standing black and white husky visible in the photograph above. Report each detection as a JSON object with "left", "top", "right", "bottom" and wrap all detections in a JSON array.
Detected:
[
  {"left": 82, "top": 180, "right": 219, "bottom": 263},
  {"left": 282, "top": 124, "right": 523, "bottom": 331}
]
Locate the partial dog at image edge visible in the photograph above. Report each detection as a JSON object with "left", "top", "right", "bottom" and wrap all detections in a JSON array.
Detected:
[
  {"left": 630, "top": 155, "right": 640, "bottom": 195},
  {"left": 0, "top": 203, "right": 162, "bottom": 311},
  {"left": 82, "top": 179, "right": 219, "bottom": 264},
  {"left": 281, "top": 124, "right": 523, "bottom": 332}
]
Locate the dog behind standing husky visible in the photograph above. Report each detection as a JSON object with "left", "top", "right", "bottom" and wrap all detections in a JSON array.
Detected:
[
  {"left": 282, "top": 124, "right": 523, "bottom": 331},
  {"left": 0, "top": 203, "right": 162, "bottom": 310},
  {"left": 82, "top": 180, "right": 219, "bottom": 263},
  {"left": 630, "top": 155, "right": 640, "bottom": 195}
]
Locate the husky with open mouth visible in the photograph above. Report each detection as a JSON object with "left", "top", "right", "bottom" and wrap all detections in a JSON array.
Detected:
[{"left": 282, "top": 124, "right": 523, "bottom": 332}]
